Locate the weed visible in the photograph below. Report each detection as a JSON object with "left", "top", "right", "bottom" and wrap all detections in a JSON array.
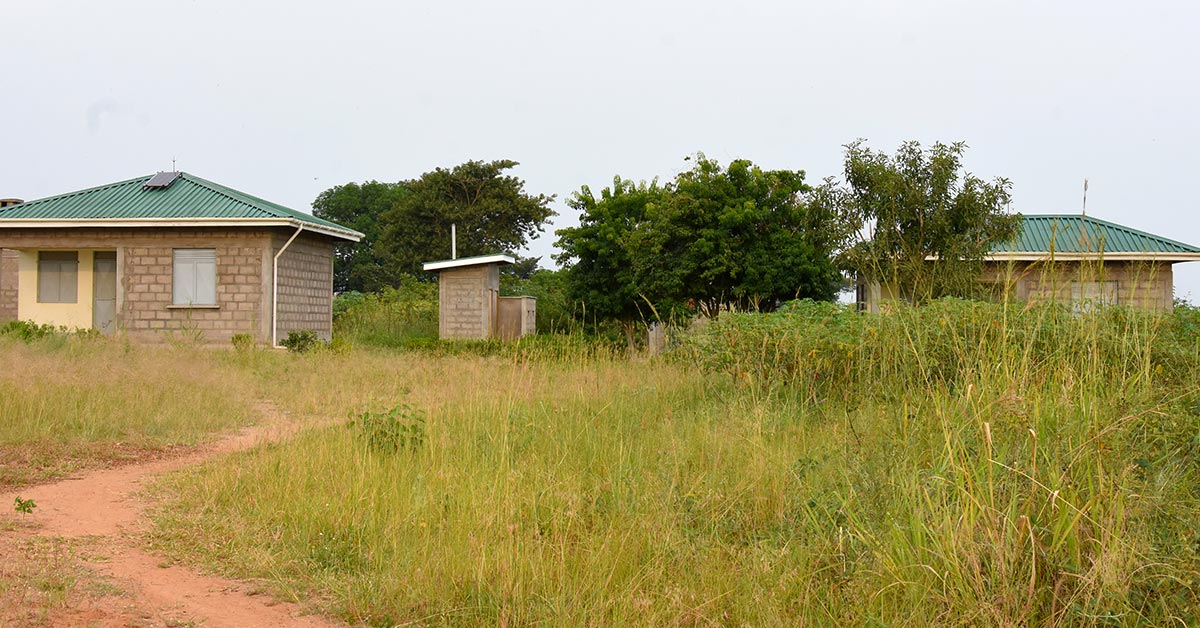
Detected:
[
  {"left": 348, "top": 405, "right": 426, "bottom": 454},
  {"left": 230, "top": 333, "right": 256, "bottom": 353},
  {"left": 13, "top": 496, "right": 36, "bottom": 515}
]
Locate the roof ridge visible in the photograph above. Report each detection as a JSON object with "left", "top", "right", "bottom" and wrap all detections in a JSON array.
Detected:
[
  {"left": 177, "top": 173, "right": 287, "bottom": 219},
  {"left": 0, "top": 175, "right": 150, "bottom": 216}
]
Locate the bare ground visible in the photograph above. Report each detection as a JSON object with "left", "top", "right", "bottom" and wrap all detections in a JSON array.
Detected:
[{"left": 0, "top": 404, "right": 348, "bottom": 628}]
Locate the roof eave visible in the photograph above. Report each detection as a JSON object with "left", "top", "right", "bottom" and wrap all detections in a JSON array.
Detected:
[
  {"left": 0, "top": 217, "right": 363, "bottom": 242},
  {"left": 423, "top": 254, "right": 515, "bottom": 271},
  {"left": 984, "top": 252, "right": 1200, "bottom": 262}
]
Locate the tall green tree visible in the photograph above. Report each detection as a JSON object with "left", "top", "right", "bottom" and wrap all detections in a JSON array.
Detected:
[
  {"left": 312, "top": 181, "right": 407, "bottom": 292},
  {"left": 555, "top": 177, "right": 667, "bottom": 332},
  {"left": 557, "top": 155, "right": 845, "bottom": 331},
  {"left": 820, "top": 140, "right": 1020, "bottom": 301},
  {"left": 377, "top": 160, "right": 556, "bottom": 276},
  {"left": 628, "top": 155, "right": 843, "bottom": 315}
]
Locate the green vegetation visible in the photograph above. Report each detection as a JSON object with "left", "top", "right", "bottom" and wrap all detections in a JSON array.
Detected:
[
  {"left": 332, "top": 277, "right": 439, "bottom": 348},
  {"left": 557, "top": 155, "right": 845, "bottom": 328},
  {"left": 818, "top": 140, "right": 1021, "bottom": 301},
  {"left": 314, "top": 160, "right": 556, "bottom": 292},
  {"left": 0, "top": 338, "right": 258, "bottom": 488},
  {"left": 140, "top": 301, "right": 1200, "bottom": 626},
  {"left": 6, "top": 300, "right": 1200, "bottom": 624}
]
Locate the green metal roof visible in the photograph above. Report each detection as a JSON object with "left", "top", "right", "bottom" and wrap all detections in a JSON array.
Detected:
[
  {"left": 0, "top": 172, "right": 362, "bottom": 241},
  {"left": 994, "top": 214, "right": 1200, "bottom": 255}
]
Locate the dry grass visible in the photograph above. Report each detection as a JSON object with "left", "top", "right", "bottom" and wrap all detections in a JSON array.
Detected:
[
  {"left": 6, "top": 300, "right": 1200, "bottom": 626},
  {"left": 0, "top": 338, "right": 260, "bottom": 488}
]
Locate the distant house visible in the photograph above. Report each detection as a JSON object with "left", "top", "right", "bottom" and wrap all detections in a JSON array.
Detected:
[
  {"left": 0, "top": 172, "right": 362, "bottom": 344},
  {"left": 858, "top": 214, "right": 1200, "bottom": 313}
]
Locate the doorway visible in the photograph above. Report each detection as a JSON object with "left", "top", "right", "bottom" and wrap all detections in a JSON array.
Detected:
[{"left": 92, "top": 251, "right": 117, "bottom": 334}]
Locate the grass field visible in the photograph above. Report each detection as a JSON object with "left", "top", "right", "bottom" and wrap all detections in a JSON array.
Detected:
[
  {"left": 5, "top": 300, "right": 1200, "bottom": 626},
  {"left": 0, "top": 337, "right": 260, "bottom": 488}
]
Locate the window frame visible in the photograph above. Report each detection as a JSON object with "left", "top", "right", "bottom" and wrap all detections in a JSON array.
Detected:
[
  {"left": 36, "top": 250, "right": 79, "bottom": 304},
  {"left": 172, "top": 248, "right": 218, "bottom": 307},
  {"left": 1070, "top": 280, "right": 1118, "bottom": 312}
]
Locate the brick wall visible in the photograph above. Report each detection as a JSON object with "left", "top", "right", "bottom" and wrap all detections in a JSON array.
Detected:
[
  {"left": 438, "top": 265, "right": 499, "bottom": 339},
  {"left": 272, "top": 231, "right": 335, "bottom": 342},
  {"left": 982, "top": 260, "right": 1175, "bottom": 311},
  {"left": 0, "top": 249, "right": 16, "bottom": 322},
  {"left": 122, "top": 237, "right": 266, "bottom": 343},
  {"left": 0, "top": 228, "right": 275, "bottom": 343}
]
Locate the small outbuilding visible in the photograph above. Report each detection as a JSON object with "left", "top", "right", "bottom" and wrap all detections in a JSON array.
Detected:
[
  {"left": 422, "top": 254, "right": 536, "bottom": 340},
  {"left": 0, "top": 172, "right": 363, "bottom": 344}
]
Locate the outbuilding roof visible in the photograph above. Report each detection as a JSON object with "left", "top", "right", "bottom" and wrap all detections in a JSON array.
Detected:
[
  {"left": 423, "top": 254, "right": 515, "bottom": 271},
  {"left": 989, "top": 214, "right": 1200, "bottom": 261},
  {"left": 0, "top": 172, "right": 362, "bottom": 241}
]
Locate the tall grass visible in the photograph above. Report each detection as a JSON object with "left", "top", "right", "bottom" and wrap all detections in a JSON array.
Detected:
[
  {"left": 137, "top": 299, "right": 1200, "bottom": 626},
  {"left": 0, "top": 337, "right": 260, "bottom": 488},
  {"left": 333, "top": 280, "right": 439, "bottom": 348}
]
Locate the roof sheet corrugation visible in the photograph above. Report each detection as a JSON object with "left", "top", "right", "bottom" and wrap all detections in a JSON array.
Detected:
[
  {"left": 0, "top": 173, "right": 359, "bottom": 237},
  {"left": 996, "top": 215, "right": 1200, "bottom": 255}
]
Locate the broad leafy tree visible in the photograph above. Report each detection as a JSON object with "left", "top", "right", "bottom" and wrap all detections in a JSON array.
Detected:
[
  {"left": 557, "top": 155, "right": 845, "bottom": 331},
  {"left": 821, "top": 140, "right": 1020, "bottom": 301},
  {"left": 628, "top": 155, "right": 842, "bottom": 315},
  {"left": 556, "top": 177, "right": 667, "bottom": 333},
  {"left": 312, "top": 181, "right": 407, "bottom": 292},
  {"left": 378, "top": 160, "right": 556, "bottom": 276}
]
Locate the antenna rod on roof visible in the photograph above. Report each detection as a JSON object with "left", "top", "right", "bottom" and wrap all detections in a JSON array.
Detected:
[
  {"left": 1082, "top": 178, "right": 1088, "bottom": 217},
  {"left": 172, "top": 156, "right": 177, "bottom": 172},
  {"left": 451, "top": 223, "right": 457, "bottom": 260}
]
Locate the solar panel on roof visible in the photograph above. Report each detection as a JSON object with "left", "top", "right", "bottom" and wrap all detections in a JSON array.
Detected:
[{"left": 144, "top": 171, "right": 181, "bottom": 189}]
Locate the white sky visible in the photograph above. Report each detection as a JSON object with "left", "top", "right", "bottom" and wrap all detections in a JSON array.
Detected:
[{"left": 4, "top": 0, "right": 1199, "bottom": 300}]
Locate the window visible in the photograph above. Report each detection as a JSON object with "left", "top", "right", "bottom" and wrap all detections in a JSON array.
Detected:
[
  {"left": 37, "top": 251, "right": 78, "bottom": 303},
  {"left": 173, "top": 249, "right": 217, "bottom": 306},
  {"left": 1071, "top": 280, "right": 1117, "bottom": 311}
]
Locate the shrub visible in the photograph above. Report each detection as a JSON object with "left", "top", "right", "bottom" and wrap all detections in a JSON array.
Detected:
[
  {"left": 333, "top": 277, "right": 438, "bottom": 347},
  {"left": 281, "top": 329, "right": 321, "bottom": 353},
  {"left": 0, "top": 320, "right": 61, "bottom": 342},
  {"left": 347, "top": 405, "right": 426, "bottom": 454}
]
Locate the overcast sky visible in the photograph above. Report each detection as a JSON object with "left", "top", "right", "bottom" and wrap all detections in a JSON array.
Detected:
[{"left": 4, "top": 0, "right": 1198, "bottom": 299}]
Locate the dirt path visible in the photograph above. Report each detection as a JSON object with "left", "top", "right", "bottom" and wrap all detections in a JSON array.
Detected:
[{"left": 0, "top": 405, "right": 347, "bottom": 628}]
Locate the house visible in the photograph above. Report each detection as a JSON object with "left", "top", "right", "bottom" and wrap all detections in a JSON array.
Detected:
[
  {"left": 0, "top": 172, "right": 362, "bottom": 344},
  {"left": 858, "top": 214, "right": 1200, "bottom": 313}
]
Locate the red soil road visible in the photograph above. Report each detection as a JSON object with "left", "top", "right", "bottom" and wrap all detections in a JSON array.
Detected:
[{"left": 0, "top": 408, "right": 347, "bottom": 628}]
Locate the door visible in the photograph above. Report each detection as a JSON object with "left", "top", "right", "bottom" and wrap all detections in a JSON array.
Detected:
[{"left": 92, "top": 251, "right": 117, "bottom": 334}]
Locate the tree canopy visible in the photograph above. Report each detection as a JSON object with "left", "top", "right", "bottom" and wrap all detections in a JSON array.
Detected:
[
  {"left": 378, "top": 160, "right": 555, "bottom": 277},
  {"left": 313, "top": 181, "right": 407, "bottom": 292},
  {"left": 817, "top": 140, "right": 1020, "bottom": 301},
  {"left": 556, "top": 155, "right": 843, "bottom": 326},
  {"left": 312, "top": 160, "right": 555, "bottom": 292},
  {"left": 555, "top": 177, "right": 667, "bottom": 326}
]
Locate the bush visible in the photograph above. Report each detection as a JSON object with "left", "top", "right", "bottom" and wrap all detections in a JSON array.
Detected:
[
  {"left": 679, "top": 297, "right": 1197, "bottom": 401},
  {"left": 347, "top": 405, "right": 426, "bottom": 454},
  {"left": 0, "top": 320, "right": 61, "bottom": 342},
  {"left": 281, "top": 329, "right": 321, "bottom": 353},
  {"left": 333, "top": 277, "right": 438, "bottom": 347}
]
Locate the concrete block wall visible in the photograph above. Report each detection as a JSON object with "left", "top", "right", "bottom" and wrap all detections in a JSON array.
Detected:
[
  {"left": 0, "top": 249, "right": 16, "bottom": 322},
  {"left": 497, "top": 296, "right": 536, "bottom": 340},
  {"left": 121, "top": 234, "right": 267, "bottom": 343},
  {"left": 272, "top": 231, "right": 335, "bottom": 341},
  {"left": 982, "top": 260, "right": 1175, "bottom": 311},
  {"left": 438, "top": 265, "right": 499, "bottom": 339},
  {"left": 0, "top": 227, "right": 280, "bottom": 343}
]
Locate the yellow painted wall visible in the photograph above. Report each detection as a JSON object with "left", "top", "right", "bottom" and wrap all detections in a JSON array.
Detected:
[{"left": 16, "top": 249, "right": 97, "bottom": 330}]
